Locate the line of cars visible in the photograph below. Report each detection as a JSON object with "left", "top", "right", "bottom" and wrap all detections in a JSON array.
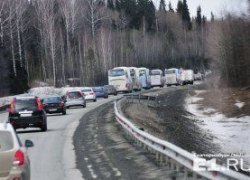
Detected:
[
  {"left": 0, "top": 85, "right": 117, "bottom": 180},
  {"left": 108, "top": 66, "right": 203, "bottom": 92}
]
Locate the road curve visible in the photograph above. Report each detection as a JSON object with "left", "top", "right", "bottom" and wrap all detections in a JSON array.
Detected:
[
  {"left": 0, "top": 96, "right": 120, "bottom": 180},
  {"left": 74, "top": 101, "right": 172, "bottom": 180}
]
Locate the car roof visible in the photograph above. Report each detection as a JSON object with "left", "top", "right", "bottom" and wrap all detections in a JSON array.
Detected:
[
  {"left": 81, "top": 87, "right": 93, "bottom": 90},
  {"left": 0, "top": 123, "right": 14, "bottom": 132},
  {"left": 67, "top": 90, "right": 81, "bottom": 93},
  {"left": 15, "top": 95, "right": 37, "bottom": 100},
  {"left": 41, "top": 95, "right": 60, "bottom": 99}
]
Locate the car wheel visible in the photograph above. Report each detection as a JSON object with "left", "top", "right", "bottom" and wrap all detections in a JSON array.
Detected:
[
  {"left": 82, "top": 103, "right": 86, "bottom": 108},
  {"left": 62, "top": 110, "right": 66, "bottom": 115},
  {"left": 41, "top": 123, "right": 47, "bottom": 132},
  {"left": 93, "top": 99, "right": 96, "bottom": 102}
]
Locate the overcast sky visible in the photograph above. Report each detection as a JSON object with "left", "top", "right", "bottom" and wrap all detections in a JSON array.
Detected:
[{"left": 153, "top": 0, "right": 249, "bottom": 19}]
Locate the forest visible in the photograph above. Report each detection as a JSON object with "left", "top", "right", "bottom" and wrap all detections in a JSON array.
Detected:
[{"left": 0, "top": 0, "right": 249, "bottom": 95}]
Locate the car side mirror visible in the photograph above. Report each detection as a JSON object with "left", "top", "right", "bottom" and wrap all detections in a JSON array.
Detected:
[{"left": 25, "top": 140, "right": 34, "bottom": 148}]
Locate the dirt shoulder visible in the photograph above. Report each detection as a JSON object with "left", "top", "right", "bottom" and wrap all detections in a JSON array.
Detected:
[{"left": 122, "top": 86, "right": 220, "bottom": 155}]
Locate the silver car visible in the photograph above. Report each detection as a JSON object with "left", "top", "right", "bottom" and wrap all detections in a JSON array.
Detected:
[
  {"left": 0, "top": 123, "right": 34, "bottom": 180},
  {"left": 65, "top": 90, "right": 86, "bottom": 108}
]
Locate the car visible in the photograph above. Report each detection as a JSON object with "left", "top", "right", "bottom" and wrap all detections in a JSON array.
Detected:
[
  {"left": 0, "top": 122, "right": 34, "bottom": 180},
  {"left": 64, "top": 90, "right": 86, "bottom": 108},
  {"left": 8, "top": 96, "right": 48, "bottom": 131},
  {"left": 81, "top": 87, "right": 97, "bottom": 102},
  {"left": 93, "top": 87, "right": 108, "bottom": 98},
  {"left": 104, "top": 85, "right": 117, "bottom": 96},
  {"left": 41, "top": 95, "right": 66, "bottom": 115}
]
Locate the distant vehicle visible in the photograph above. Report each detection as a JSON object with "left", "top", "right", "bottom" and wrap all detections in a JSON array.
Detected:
[
  {"left": 41, "top": 95, "right": 66, "bottom": 115},
  {"left": 108, "top": 67, "right": 133, "bottom": 93},
  {"left": 93, "top": 87, "right": 108, "bottom": 98},
  {"left": 165, "top": 68, "right": 178, "bottom": 86},
  {"left": 65, "top": 90, "right": 86, "bottom": 108},
  {"left": 177, "top": 68, "right": 186, "bottom": 85},
  {"left": 0, "top": 123, "right": 34, "bottom": 180},
  {"left": 184, "top": 69, "right": 194, "bottom": 85},
  {"left": 81, "top": 87, "right": 96, "bottom": 102},
  {"left": 104, "top": 85, "right": 117, "bottom": 96},
  {"left": 8, "top": 96, "right": 48, "bottom": 131},
  {"left": 138, "top": 67, "right": 151, "bottom": 89},
  {"left": 129, "top": 67, "right": 141, "bottom": 91},
  {"left": 150, "top": 69, "right": 165, "bottom": 88},
  {"left": 194, "top": 72, "right": 202, "bottom": 81}
]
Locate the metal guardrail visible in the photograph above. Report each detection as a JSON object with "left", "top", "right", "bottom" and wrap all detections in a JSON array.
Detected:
[{"left": 114, "top": 99, "right": 250, "bottom": 180}]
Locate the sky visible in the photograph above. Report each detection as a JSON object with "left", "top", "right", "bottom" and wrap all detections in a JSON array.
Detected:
[{"left": 153, "top": 0, "right": 249, "bottom": 19}]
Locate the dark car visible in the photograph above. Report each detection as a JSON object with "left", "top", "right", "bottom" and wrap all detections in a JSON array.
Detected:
[
  {"left": 8, "top": 96, "right": 47, "bottom": 131},
  {"left": 41, "top": 95, "right": 66, "bottom": 115},
  {"left": 93, "top": 87, "right": 108, "bottom": 98},
  {"left": 104, "top": 85, "right": 117, "bottom": 96}
]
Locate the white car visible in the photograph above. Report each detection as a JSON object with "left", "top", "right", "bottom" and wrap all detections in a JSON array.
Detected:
[
  {"left": 0, "top": 123, "right": 34, "bottom": 180},
  {"left": 81, "top": 87, "right": 96, "bottom": 102}
]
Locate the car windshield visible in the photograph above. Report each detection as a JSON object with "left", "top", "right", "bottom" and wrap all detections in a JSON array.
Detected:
[
  {"left": 0, "top": 131, "right": 14, "bottom": 152},
  {"left": 82, "top": 89, "right": 92, "bottom": 92},
  {"left": 139, "top": 70, "right": 146, "bottom": 76},
  {"left": 67, "top": 92, "right": 82, "bottom": 98},
  {"left": 150, "top": 70, "right": 161, "bottom": 75},
  {"left": 110, "top": 69, "right": 125, "bottom": 77},
  {"left": 93, "top": 87, "right": 103, "bottom": 92},
  {"left": 43, "top": 97, "right": 61, "bottom": 103},
  {"left": 165, "top": 70, "right": 176, "bottom": 74},
  {"left": 15, "top": 98, "right": 37, "bottom": 111}
]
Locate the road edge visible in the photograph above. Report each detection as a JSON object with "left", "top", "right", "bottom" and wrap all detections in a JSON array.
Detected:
[{"left": 62, "top": 96, "right": 121, "bottom": 180}]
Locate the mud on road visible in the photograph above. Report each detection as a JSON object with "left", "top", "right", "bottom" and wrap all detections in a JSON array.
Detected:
[{"left": 74, "top": 102, "right": 174, "bottom": 180}]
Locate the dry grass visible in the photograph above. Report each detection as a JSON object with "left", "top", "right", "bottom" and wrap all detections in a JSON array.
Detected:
[{"left": 123, "top": 102, "right": 166, "bottom": 139}]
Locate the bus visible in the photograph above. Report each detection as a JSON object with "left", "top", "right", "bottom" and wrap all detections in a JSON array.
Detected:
[
  {"left": 138, "top": 67, "right": 151, "bottom": 89},
  {"left": 108, "top": 67, "right": 133, "bottom": 93},
  {"left": 150, "top": 69, "right": 165, "bottom": 88},
  {"left": 129, "top": 67, "right": 141, "bottom": 91},
  {"left": 165, "top": 68, "right": 178, "bottom": 86}
]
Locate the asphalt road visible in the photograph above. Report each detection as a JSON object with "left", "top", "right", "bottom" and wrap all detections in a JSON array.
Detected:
[
  {"left": 74, "top": 101, "right": 174, "bottom": 180},
  {"left": 0, "top": 95, "right": 121, "bottom": 180}
]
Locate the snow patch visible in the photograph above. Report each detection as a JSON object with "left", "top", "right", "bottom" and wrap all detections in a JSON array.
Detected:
[
  {"left": 185, "top": 93, "right": 250, "bottom": 165},
  {"left": 235, "top": 100, "right": 245, "bottom": 109}
]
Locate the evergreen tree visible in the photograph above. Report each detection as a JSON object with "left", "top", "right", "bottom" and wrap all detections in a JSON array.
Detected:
[
  {"left": 107, "top": 0, "right": 115, "bottom": 10},
  {"left": 176, "top": 0, "right": 183, "bottom": 15},
  {"left": 168, "top": 2, "right": 174, "bottom": 12},
  {"left": 159, "top": 0, "right": 166, "bottom": 12},
  {"left": 196, "top": 6, "right": 202, "bottom": 28},
  {"left": 211, "top": 11, "right": 215, "bottom": 22},
  {"left": 202, "top": 15, "right": 206, "bottom": 25},
  {"left": 182, "top": 0, "right": 192, "bottom": 30},
  {"left": 115, "top": 0, "right": 121, "bottom": 11}
]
